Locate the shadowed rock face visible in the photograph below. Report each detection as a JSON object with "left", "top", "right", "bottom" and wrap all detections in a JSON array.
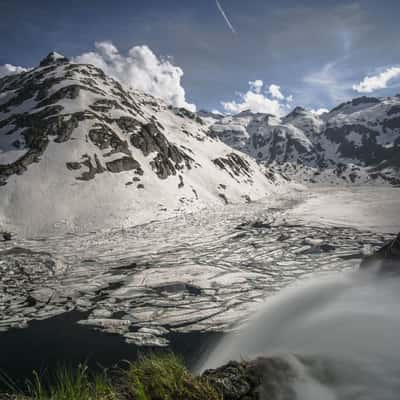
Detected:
[
  {"left": 0, "top": 55, "right": 197, "bottom": 184},
  {"left": 129, "top": 122, "right": 195, "bottom": 179},
  {"left": 360, "top": 233, "right": 400, "bottom": 273},
  {"left": 213, "top": 153, "right": 252, "bottom": 180}
]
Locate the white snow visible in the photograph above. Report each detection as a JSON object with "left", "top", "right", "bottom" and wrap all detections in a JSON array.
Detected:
[
  {"left": 0, "top": 61, "right": 292, "bottom": 235},
  {"left": 286, "top": 186, "right": 400, "bottom": 233}
]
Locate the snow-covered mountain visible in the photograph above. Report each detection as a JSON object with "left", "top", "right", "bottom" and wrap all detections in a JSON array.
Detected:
[
  {"left": 0, "top": 53, "right": 287, "bottom": 234},
  {"left": 208, "top": 97, "right": 400, "bottom": 185}
]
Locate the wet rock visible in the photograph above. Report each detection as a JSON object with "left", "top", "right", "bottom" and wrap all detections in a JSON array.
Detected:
[
  {"left": 203, "top": 361, "right": 253, "bottom": 399},
  {"left": 203, "top": 356, "right": 298, "bottom": 400},
  {"left": 360, "top": 232, "right": 400, "bottom": 273}
]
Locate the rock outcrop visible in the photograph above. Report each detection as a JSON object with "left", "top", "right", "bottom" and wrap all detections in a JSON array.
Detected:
[
  {"left": 203, "top": 356, "right": 298, "bottom": 400},
  {"left": 360, "top": 232, "right": 400, "bottom": 273}
]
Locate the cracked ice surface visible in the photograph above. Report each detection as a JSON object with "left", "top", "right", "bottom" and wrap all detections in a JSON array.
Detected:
[{"left": 0, "top": 188, "right": 398, "bottom": 346}]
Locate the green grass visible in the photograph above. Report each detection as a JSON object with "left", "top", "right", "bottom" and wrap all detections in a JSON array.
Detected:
[
  {"left": 1, "top": 364, "right": 117, "bottom": 400},
  {"left": 124, "top": 353, "right": 221, "bottom": 400},
  {"left": 0, "top": 354, "right": 221, "bottom": 400}
]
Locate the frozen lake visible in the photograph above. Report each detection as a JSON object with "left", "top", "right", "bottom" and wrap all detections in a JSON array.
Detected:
[{"left": 0, "top": 185, "right": 399, "bottom": 379}]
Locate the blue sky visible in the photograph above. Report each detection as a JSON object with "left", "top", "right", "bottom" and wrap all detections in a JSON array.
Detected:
[{"left": 1, "top": 0, "right": 400, "bottom": 113}]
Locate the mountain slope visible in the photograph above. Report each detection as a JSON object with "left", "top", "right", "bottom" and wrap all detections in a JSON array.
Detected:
[
  {"left": 0, "top": 53, "right": 286, "bottom": 234},
  {"left": 209, "top": 97, "right": 400, "bottom": 185}
]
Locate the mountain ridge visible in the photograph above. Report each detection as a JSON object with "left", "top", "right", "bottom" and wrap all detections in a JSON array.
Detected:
[
  {"left": 207, "top": 95, "right": 400, "bottom": 185},
  {"left": 0, "top": 53, "right": 288, "bottom": 234}
]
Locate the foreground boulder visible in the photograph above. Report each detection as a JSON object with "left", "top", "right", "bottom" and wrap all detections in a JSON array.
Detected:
[
  {"left": 203, "top": 356, "right": 297, "bottom": 400},
  {"left": 360, "top": 232, "right": 400, "bottom": 273}
]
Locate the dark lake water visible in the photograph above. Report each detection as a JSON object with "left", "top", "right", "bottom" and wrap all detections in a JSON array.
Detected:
[{"left": 0, "top": 310, "right": 221, "bottom": 390}]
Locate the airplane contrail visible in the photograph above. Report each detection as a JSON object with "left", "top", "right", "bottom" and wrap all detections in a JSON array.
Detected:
[{"left": 216, "top": 0, "right": 236, "bottom": 34}]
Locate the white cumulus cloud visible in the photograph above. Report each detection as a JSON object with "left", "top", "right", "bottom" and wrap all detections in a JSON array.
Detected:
[
  {"left": 353, "top": 66, "right": 400, "bottom": 93},
  {"left": 310, "top": 108, "right": 329, "bottom": 116},
  {"left": 74, "top": 41, "right": 196, "bottom": 111},
  {"left": 268, "top": 84, "right": 285, "bottom": 100},
  {"left": 249, "top": 80, "right": 263, "bottom": 94},
  {"left": 221, "top": 80, "right": 293, "bottom": 115},
  {"left": 0, "top": 64, "right": 29, "bottom": 78}
]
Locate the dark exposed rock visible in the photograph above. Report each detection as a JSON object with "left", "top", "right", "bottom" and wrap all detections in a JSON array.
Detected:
[
  {"left": 1, "top": 232, "right": 12, "bottom": 241},
  {"left": 213, "top": 153, "right": 252, "bottom": 179},
  {"left": 203, "top": 361, "right": 253, "bottom": 400},
  {"left": 90, "top": 99, "right": 123, "bottom": 113},
  {"left": 178, "top": 175, "right": 184, "bottom": 188},
  {"left": 277, "top": 233, "right": 290, "bottom": 242},
  {"left": 360, "top": 233, "right": 400, "bottom": 273},
  {"left": 169, "top": 106, "right": 204, "bottom": 125},
  {"left": 203, "top": 356, "right": 298, "bottom": 400},
  {"left": 66, "top": 162, "right": 81, "bottom": 171},
  {"left": 76, "top": 154, "right": 105, "bottom": 181},
  {"left": 130, "top": 122, "right": 194, "bottom": 179},
  {"left": 0, "top": 108, "right": 85, "bottom": 184},
  {"left": 105, "top": 157, "right": 142, "bottom": 173},
  {"left": 89, "top": 124, "right": 131, "bottom": 156},
  {"left": 242, "top": 194, "right": 252, "bottom": 203},
  {"left": 219, "top": 193, "right": 229, "bottom": 205},
  {"left": 115, "top": 116, "right": 141, "bottom": 133},
  {"left": 36, "top": 85, "right": 81, "bottom": 108},
  {"left": 251, "top": 220, "right": 271, "bottom": 229},
  {"left": 39, "top": 52, "right": 69, "bottom": 67}
]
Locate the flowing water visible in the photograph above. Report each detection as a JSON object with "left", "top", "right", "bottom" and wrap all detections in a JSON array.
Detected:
[{"left": 201, "top": 269, "right": 400, "bottom": 399}]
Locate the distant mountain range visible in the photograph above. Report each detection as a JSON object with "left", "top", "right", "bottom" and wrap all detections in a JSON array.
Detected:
[
  {"left": 204, "top": 95, "right": 400, "bottom": 185},
  {"left": 0, "top": 53, "right": 285, "bottom": 233}
]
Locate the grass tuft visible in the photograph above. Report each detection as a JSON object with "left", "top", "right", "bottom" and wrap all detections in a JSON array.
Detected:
[
  {"left": 3, "top": 364, "right": 117, "bottom": 400},
  {"left": 0, "top": 353, "right": 220, "bottom": 400},
  {"left": 124, "top": 352, "right": 221, "bottom": 400}
]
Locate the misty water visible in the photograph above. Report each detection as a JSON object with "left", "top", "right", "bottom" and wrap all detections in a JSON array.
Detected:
[
  {"left": 1, "top": 186, "right": 399, "bottom": 396},
  {"left": 201, "top": 270, "right": 400, "bottom": 400}
]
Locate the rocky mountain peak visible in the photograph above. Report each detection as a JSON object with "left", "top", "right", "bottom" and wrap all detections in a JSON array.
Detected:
[
  {"left": 0, "top": 56, "right": 282, "bottom": 232},
  {"left": 283, "top": 106, "right": 309, "bottom": 120},
  {"left": 39, "top": 51, "right": 69, "bottom": 67}
]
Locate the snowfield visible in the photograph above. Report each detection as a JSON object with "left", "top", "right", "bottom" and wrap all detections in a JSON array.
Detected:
[{"left": 286, "top": 186, "right": 400, "bottom": 233}]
